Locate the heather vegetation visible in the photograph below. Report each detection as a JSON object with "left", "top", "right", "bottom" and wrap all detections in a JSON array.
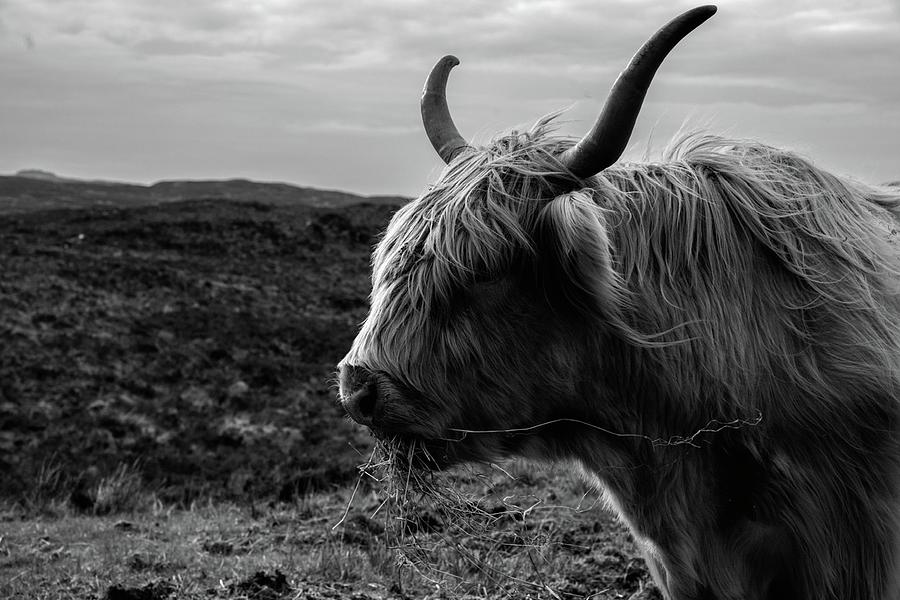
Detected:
[{"left": 0, "top": 181, "right": 657, "bottom": 599}]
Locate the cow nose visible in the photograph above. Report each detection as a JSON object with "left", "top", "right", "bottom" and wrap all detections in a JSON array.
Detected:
[
  {"left": 339, "top": 364, "right": 378, "bottom": 427},
  {"left": 343, "top": 379, "right": 378, "bottom": 427}
]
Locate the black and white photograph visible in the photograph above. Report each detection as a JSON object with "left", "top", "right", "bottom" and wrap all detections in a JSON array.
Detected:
[{"left": 1, "top": 2, "right": 898, "bottom": 599}]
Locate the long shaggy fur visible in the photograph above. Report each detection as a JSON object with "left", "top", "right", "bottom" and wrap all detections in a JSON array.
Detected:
[{"left": 341, "top": 116, "right": 900, "bottom": 600}]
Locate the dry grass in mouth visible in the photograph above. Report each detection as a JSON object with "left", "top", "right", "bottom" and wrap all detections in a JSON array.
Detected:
[
  {"left": 340, "top": 437, "right": 585, "bottom": 598},
  {"left": 337, "top": 414, "right": 767, "bottom": 597}
]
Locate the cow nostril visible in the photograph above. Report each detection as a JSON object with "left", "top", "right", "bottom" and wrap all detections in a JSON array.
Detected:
[
  {"left": 356, "top": 382, "right": 377, "bottom": 418},
  {"left": 343, "top": 378, "right": 378, "bottom": 426}
]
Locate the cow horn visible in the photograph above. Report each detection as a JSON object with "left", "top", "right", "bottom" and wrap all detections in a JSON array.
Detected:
[
  {"left": 421, "top": 55, "right": 470, "bottom": 163},
  {"left": 559, "top": 5, "right": 717, "bottom": 178}
]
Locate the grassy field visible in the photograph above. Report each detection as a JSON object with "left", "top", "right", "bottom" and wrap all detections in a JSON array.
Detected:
[
  {"left": 0, "top": 189, "right": 658, "bottom": 599},
  {"left": 1, "top": 466, "right": 658, "bottom": 599}
]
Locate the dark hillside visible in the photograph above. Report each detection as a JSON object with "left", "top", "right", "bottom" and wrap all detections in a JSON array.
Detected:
[
  {"left": 0, "top": 173, "right": 408, "bottom": 214},
  {"left": 0, "top": 198, "right": 399, "bottom": 506}
]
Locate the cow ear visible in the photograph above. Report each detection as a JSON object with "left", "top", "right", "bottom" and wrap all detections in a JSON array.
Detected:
[{"left": 535, "top": 189, "right": 622, "bottom": 318}]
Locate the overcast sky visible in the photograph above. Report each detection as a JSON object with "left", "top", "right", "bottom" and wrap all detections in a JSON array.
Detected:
[{"left": 1, "top": 0, "right": 899, "bottom": 196}]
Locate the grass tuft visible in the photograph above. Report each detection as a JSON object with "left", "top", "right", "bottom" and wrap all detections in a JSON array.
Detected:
[
  {"left": 93, "top": 463, "right": 153, "bottom": 516},
  {"left": 21, "top": 457, "right": 69, "bottom": 515}
]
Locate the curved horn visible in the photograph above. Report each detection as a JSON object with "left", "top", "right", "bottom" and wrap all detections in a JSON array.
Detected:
[
  {"left": 559, "top": 5, "right": 717, "bottom": 178},
  {"left": 421, "top": 55, "right": 470, "bottom": 163}
]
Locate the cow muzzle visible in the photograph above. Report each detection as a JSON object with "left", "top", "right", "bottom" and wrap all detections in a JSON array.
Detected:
[{"left": 338, "top": 362, "right": 451, "bottom": 440}]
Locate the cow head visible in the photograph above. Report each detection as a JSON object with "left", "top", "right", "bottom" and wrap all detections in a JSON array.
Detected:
[{"left": 337, "top": 6, "right": 717, "bottom": 466}]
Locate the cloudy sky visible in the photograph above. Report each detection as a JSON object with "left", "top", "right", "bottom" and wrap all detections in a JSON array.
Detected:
[{"left": 1, "top": 0, "right": 899, "bottom": 196}]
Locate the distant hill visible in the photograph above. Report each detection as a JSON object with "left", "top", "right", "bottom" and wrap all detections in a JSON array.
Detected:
[{"left": 0, "top": 170, "right": 409, "bottom": 214}]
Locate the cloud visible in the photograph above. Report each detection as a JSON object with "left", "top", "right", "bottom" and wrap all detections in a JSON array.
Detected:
[
  {"left": 288, "top": 120, "right": 420, "bottom": 136},
  {"left": 1, "top": 0, "right": 898, "bottom": 193}
]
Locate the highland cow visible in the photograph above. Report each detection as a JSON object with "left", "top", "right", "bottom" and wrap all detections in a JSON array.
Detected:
[{"left": 338, "top": 6, "right": 900, "bottom": 600}]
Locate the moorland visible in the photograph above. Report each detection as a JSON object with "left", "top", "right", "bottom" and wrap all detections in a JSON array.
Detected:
[{"left": 0, "top": 173, "right": 659, "bottom": 599}]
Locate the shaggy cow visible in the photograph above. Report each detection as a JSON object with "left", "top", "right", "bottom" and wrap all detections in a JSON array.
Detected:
[{"left": 338, "top": 6, "right": 900, "bottom": 600}]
